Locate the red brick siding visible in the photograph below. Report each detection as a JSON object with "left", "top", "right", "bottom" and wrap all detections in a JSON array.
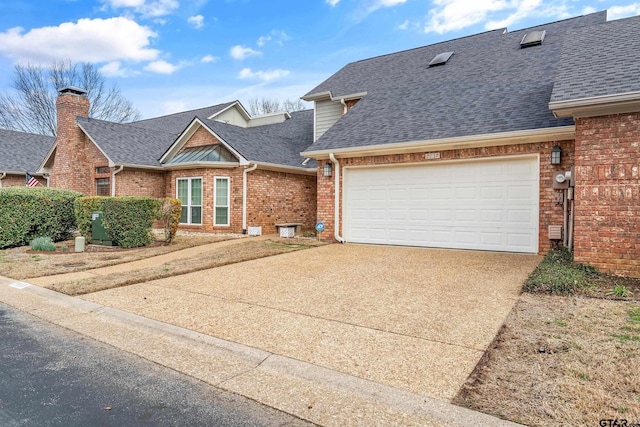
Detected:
[
  {"left": 50, "top": 94, "right": 93, "bottom": 194},
  {"left": 316, "top": 141, "right": 574, "bottom": 254},
  {"left": 573, "top": 113, "right": 640, "bottom": 277},
  {"left": 182, "top": 126, "right": 221, "bottom": 149},
  {"left": 246, "top": 169, "right": 317, "bottom": 235},
  {"left": 0, "top": 174, "right": 46, "bottom": 187},
  {"left": 116, "top": 169, "right": 166, "bottom": 198},
  {"left": 345, "top": 99, "right": 360, "bottom": 112}
]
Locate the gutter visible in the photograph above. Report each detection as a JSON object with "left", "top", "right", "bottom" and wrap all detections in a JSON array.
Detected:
[
  {"left": 112, "top": 165, "right": 124, "bottom": 196},
  {"left": 43, "top": 173, "right": 50, "bottom": 187},
  {"left": 0, "top": 172, "right": 5, "bottom": 188},
  {"left": 329, "top": 153, "right": 345, "bottom": 243},
  {"left": 242, "top": 163, "right": 258, "bottom": 233}
]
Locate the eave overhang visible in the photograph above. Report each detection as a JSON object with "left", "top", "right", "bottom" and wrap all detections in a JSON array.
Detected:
[
  {"left": 253, "top": 162, "right": 316, "bottom": 176},
  {"left": 549, "top": 91, "right": 640, "bottom": 118},
  {"left": 163, "top": 161, "right": 239, "bottom": 171},
  {"left": 301, "top": 126, "right": 576, "bottom": 160},
  {"left": 0, "top": 170, "right": 45, "bottom": 176},
  {"left": 302, "top": 91, "right": 368, "bottom": 102}
]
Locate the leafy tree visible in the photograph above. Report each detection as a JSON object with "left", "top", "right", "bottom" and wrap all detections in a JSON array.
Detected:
[
  {"left": 247, "top": 96, "right": 307, "bottom": 116},
  {"left": 0, "top": 61, "right": 140, "bottom": 136}
]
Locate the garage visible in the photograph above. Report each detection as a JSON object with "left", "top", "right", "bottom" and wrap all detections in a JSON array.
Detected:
[{"left": 343, "top": 156, "right": 539, "bottom": 253}]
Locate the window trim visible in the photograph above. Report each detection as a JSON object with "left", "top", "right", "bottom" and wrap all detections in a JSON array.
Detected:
[
  {"left": 176, "top": 176, "right": 203, "bottom": 225},
  {"left": 214, "top": 176, "right": 230, "bottom": 227}
]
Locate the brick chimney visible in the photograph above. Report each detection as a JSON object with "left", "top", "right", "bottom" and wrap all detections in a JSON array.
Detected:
[{"left": 50, "top": 87, "right": 91, "bottom": 193}]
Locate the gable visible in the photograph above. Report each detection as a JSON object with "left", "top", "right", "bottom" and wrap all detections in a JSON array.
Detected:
[{"left": 182, "top": 126, "right": 223, "bottom": 150}]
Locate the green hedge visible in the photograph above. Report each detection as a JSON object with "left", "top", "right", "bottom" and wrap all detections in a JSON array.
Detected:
[
  {"left": 75, "top": 196, "right": 163, "bottom": 248},
  {"left": 0, "top": 187, "right": 82, "bottom": 248}
]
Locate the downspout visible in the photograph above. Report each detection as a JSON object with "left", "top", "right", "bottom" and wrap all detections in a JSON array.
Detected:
[
  {"left": 242, "top": 163, "right": 258, "bottom": 233},
  {"left": 112, "top": 165, "right": 124, "bottom": 197},
  {"left": 340, "top": 98, "right": 348, "bottom": 115},
  {"left": 329, "top": 153, "right": 345, "bottom": 243},
  {"left": 0, "top": 172, "right": 5, "bottom": 188}
]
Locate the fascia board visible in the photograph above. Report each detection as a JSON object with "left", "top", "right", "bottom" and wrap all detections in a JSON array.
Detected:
[
  {"left": 549, "top": 91, "right": 640, "bottom": 118},
  {"left": 163, "top": 162, "right": 239, "bottom": 171},
  {"left": 209, "top": 101, "right": 251, "bottom": 121},
  {"left": 302, "top": 91, "right": 367, "bottom": 102},
  {"left": 253, "top": 162, "right": 316, "bottom": 176},
  {"left": 301, "top": 126, "right": 576, "bottom": 159}
]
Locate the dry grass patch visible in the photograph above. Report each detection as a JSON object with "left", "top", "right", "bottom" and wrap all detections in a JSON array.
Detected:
[
  {"left": 47, "top": 238, "right": 325, "bottom": 296},
  {"left": 0, "top": 234, "right": 237, "bottom": 280}
]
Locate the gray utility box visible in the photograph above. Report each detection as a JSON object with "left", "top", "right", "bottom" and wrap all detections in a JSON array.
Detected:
[{"left": 91, "top": 211, "right": 115, "bottom": 246}]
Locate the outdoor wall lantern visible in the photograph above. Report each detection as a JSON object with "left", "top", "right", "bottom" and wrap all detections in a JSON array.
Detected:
[
  {"left": 324, "top": 161, "right": 333, "bottom": 177},
  {"left": 551, "top": 145, "right": 562, "bottom": 165}
]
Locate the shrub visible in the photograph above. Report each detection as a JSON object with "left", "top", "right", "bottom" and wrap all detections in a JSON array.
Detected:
[
  {"left": 160, "top": 198, "right": 182, "bottom": 243},
  {"left": 524, "top": 248, "right": 598, "bottom": 294},
  {"left": 0, "top": 187, "right": 82, "bottom": 248},
  {"left": 74, "top": 196, "right": 109, "bottom": 238},
  {"left": 101, "top": 197, "right": 162, "bottom": 248},
  {"left": 30, "top": 236, "right": 56, "bottom": 252}
]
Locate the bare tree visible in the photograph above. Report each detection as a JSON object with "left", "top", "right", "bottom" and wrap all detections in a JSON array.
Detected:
[
  {"left": 247, "top": 96, "right": 307, "bottom": 116},
  {"left": 0, "top": 61, "right": 140, "bottom": 136}
]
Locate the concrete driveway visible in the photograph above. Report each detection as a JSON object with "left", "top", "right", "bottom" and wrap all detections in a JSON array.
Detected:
[{"left": 80, "top": 243, "right": 540, "bottom": 402}]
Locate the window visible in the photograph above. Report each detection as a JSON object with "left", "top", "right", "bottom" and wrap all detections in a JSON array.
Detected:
[
  {"left": 95, "top": 166, "right": 110, "bottom": 174},
  {"left": 177, "top": 177, "right": 202, "bottom": 224},
  {"left": 96, "top": 178, "right": 110, "bottom": 196},
  {"left": 214, "top": 177, "right": 230, "bottom": 226}
]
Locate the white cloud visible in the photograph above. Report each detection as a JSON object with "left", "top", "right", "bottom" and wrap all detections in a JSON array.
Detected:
[
  {"left": 201, "top": 54, "right": 218, "bottom": 63},
  {"left": 144, "top": 60, "right": 181, "bottom": 74},
  {"left": 237, "top": 68, "right": 290, "bottom": 82},
  {"left": 326, "top": 0, "right": 340, "bottom": 6},
  {"left": 398, "top": 19, "right": 410, "bottom": 30},
  {"left": 608, "top": 3, "right": 640, "bottom": 20},
  {"left": 188, "top": 14, "right": 204, "bottom": 29},
  {"left": 424, "top": 0, "right": 510, "bottom": 34},
  {"left": 257, "top": 30, "right": 290, "bottom": 47},
  {"left": 102, "top": 0, "right": 179, "bottom": 17},
  {"left": 230, "top": 45, "right": 261, "bottom": 60},
  {"left": 485, "top": 0, "right": 542, "bottom": 29},
  {"left": 0, "top": 17, "right": 160, "bottom": 64},
  {"left": 257, "top": 35, "right": 271, "bottom": 47},
  {"left": 99, "top": 61, "right": 136, "bottom": 77}
]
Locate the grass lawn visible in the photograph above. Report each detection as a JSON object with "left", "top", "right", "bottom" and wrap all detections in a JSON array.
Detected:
[{"left": 454, "top": 248, "right": 640, "bottom": 426}]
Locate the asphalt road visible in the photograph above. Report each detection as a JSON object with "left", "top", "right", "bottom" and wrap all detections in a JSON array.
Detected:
[{"left": 0, "top": 302, "right": 314, "bottom": 427}]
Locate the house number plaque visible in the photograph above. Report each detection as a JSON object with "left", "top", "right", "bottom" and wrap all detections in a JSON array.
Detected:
[{"left": 425, "top": 152, "right": 441, "bottom": 160}]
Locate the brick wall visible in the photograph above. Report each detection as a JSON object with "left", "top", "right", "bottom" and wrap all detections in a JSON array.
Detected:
[
  {"left": 0, "top": 174, "right": 47, "bottom": 187},
  {"left": 50, "top": 93, "right": 93, "bottom": 194},
  {"left": 246, "top": 169, "right": 317, "bottom": 235},
  {"left": 316, "top": 140, "right": 574, "bottom": 254},
  {"left": 573, "top": 113, "right": 640, "bottom": 277},
  {"left": 116, "top": 169, "right": 166, "bottom": 198},
  {"left": 182, "top": 126, "right": 220, "bottom": 149}
]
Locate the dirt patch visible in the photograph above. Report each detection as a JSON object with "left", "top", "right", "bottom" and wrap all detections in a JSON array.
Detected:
[
  {"left": 0, "top": 234, "right": 237, "bottom": 279},
  {"left": 46, "top": 238, "right": 326, "bottom": 296},
  {"left": 453, "top": 293, "right": 640, "bottom": 426}
]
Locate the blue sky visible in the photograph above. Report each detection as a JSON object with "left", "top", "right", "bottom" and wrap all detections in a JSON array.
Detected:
[{"left": 0, "top": 0, "right": 639, "bottom": 119}]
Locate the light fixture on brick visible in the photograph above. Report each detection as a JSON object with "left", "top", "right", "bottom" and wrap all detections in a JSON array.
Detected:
[
  {"left": 323, "top": 161, "right": 333, "bottom": 177},
  {"left": 551, "top": 145, "right": 562, "bottom": 165}
]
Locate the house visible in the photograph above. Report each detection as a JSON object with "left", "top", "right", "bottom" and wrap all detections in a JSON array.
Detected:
[
  {"left": 0, "top": 129, "right": 52, "bottom": 187},
  {"left": 1, "top": 87, "right": 317, "bottom": 235},
  {"left": 301, "top": 11, "right": 640, "bottom": 278}
]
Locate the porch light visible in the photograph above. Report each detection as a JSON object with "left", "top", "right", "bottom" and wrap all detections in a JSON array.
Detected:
[
  {"left": 324, "top": 161, "right": 333, "bottom": 177},
  {"left": 551, "top": 145, "right": 562, "bottom": 165}
]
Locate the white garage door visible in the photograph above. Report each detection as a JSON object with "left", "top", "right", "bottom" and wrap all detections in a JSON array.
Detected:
[{"left": 344, "top": 156, "right": 539, "bottom": 253}]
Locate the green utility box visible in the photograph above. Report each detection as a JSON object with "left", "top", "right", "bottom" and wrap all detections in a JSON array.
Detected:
[{"left": 91, "top": 211, "right": 115, "bottom": 246}]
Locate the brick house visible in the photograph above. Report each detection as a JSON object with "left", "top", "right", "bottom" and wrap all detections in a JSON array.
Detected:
[
  {"left": 4, "top": 87, "right": 317, "bottom": 235},
  {"left": 301, "top": 11, "right": 640, "bottom": 277}
]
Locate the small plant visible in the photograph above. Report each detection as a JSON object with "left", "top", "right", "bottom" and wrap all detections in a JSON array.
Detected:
[
  {"left": 629, "top": 307, "right": 640, "bottom": 323},
  {"left": 30, "top": 236, "right": 56, "bottom": 252},
  {"left": 60, "top": 245, "right": 69, "bottom": 252},
  {"left": 524, "top": 248, "right": 595, "bottom": 294},
  {"left": 609, "top": 284, "right": 632, "bottom": 298}
]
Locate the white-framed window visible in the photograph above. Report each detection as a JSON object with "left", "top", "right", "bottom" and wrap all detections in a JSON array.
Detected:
[
  {"left": 214, "top": 177, "right": 230, "bottom": 226},
  {"left": 177, "top": 177, "right": 202, "bottom": 225}
]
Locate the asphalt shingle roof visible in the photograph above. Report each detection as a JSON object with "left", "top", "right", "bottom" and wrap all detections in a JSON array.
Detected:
[
  {"left": 303, "top": 12, "right": 608, "bottom": 153},
  {"left": 550, "top": 14, "right": 640, "bottom": 103},
  {"left": 0, "top": 129, "right": 54, "bottom": 173},
  {"left": 132, "top": 102, "right": 236, "bottom": 133},
  {"left": 202, "top": 109, "right": 315, "bottom": 168}
]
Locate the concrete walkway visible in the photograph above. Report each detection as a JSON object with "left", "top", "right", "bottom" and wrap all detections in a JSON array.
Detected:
[{"left": 1, "top": 241, "right": 539, "bottom": 426}]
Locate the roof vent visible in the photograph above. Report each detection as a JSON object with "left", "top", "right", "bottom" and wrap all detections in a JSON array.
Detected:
[
  {"left": 520, "top": 30, "right": 546, "bottom": 48},
  {"left": 428, "top": 51, "right": 454, "bottom": 67},
  {"left": 58, "top": 86, "right": 87, "bottom": 96}
]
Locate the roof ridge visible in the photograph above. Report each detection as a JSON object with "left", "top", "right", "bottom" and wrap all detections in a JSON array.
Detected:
[
  {"left": 83, "top": 117, "right": 179, "bottom": 137},
  {"left": 132, "top": 101, "right": 237, "bottom": 123},
  {"left": 0, "top": 128, "right": 55, "bottom": 139}
]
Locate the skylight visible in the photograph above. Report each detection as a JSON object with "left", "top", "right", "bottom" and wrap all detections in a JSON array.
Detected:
[
  {"left": 520, "top": 30, "right": 546, "bottom": 48},
  {"left": 167, "top": 144, "right": 238, "bottom": 164},
  {"left": 428, "top": 51, "right": 454, "bottom": 67}
]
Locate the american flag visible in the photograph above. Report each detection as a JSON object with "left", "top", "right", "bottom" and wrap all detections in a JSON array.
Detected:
[{"left": 26, "top": 172, "right": 39, "bottom": 187}]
